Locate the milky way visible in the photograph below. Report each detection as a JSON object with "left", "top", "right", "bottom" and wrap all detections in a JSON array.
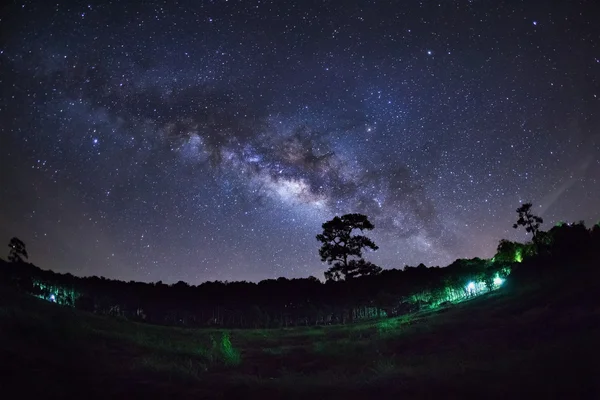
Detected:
[{"left": 1, "top": 1, "right": 599, "bottom": 283}]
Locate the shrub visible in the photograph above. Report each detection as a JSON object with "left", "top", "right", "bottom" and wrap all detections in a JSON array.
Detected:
[{"left": 209, "top": 332, "right": 241, "bottom": 366}]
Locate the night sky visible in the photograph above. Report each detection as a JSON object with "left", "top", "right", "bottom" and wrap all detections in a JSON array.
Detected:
[{"left": 1, "top": 1, "right": 599, "bottom": 283}]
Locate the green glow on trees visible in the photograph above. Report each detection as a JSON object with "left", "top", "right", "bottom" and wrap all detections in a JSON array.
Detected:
[
  {"left": 466, "top": 281, "right": 476, "bottom": 295},
  {"left": 493, "top": 276, "right": 504, "bottom": 286},
  {"left": 514, "top": 248, "right": 523, "bottom": 263},
  {"left": 465, "top": 281, "right": 493, "bottom": 297},
  {"left": 30, "top": 280, "right": 81, "bottom": 307}
]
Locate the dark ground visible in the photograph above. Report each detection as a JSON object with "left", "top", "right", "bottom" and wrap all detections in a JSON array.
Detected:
[{"left": 1, "top": 269, "right": 600, "bottom": 399}]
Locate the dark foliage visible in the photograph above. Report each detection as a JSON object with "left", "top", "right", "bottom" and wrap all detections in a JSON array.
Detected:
[
  {"left": 513, "top": 202, "right": 544, "bottom": 240},
  {"left": 0, "top": 255, "right": 509, "bottom": 328},
  {"left": 316, "top": 213, "right": 380, "bottom": 281},
  {"left": 7, "top": 237, "right": 28, "bottom": 263},
  {"left": 2, "top": 210, "right": 599, "bottom": 330},
  {"left": 324, "top": 259, "right": 383, "bottom": 281}
]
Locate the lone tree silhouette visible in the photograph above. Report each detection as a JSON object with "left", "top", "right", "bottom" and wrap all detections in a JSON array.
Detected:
[
  {"left": 8, "top": 237, "right": 28, "bottom": 263},
  {"left": 316, "top": 213, "right": 381, "bottom": 281},
  {"left": 513, "top": 202, "right": 543, "bottom": 241}
]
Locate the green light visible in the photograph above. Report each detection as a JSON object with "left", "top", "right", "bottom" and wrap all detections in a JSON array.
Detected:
[
  {"left": 514, "top": 248, "right": 523, "bottom": 263},
  {"left": 493, "top": 276, "right": 504, "bottom": 286}
]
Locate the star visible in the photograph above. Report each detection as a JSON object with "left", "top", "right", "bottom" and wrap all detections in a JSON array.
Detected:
[{"left": 0, "top": 0, "right": 597, "bottom": 284}]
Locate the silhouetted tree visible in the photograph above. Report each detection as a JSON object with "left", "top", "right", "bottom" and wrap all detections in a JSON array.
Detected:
[
  {"left": 4, "top": 212, "right": 598, "bottom": 329},
  {"left": 495, "top": 239, "right": 518, "bottom": 263},
  {"left": 494, "top": 239, "right": 533, "bottom": 263},
  {"left": 8, "top": 237, "right": 28, "bottom": 263},
  {"left": 324, "top": 259, "right": 382, "bottom": 281},
  {"left": 513, "top": 202, "right": 543, "bottom": 241},
  {"left": 545, "top": 221, "right": 592, "bottom": 265},
  {"left": 316, "top": 213, "right": 380, "bottom": 281}
]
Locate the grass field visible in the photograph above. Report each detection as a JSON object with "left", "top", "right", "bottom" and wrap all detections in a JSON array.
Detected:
[{"left": 2, "top": 273, "right": 600, "bottom": 399}]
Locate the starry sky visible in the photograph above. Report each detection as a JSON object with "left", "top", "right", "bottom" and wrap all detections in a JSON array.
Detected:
[{"left": 1, "top": 1, "right": 599, "bottom": 284}]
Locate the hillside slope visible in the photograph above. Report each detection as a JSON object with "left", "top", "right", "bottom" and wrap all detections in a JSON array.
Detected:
[{"left": 1, "top": 271, "right": 600, "bottom": 399}]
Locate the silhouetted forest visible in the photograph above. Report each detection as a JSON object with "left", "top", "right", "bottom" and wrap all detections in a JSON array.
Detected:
[{"left": 2, "top": 214, "right": 599, "bottom": 328}]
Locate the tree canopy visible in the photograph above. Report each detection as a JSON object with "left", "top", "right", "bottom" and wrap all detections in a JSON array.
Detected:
[
  {"left": 513, "top": 202, "right": 543, "bottom": 241},
  {"left": 316, "top": 213, "right": 381, "bottom": 281},
  {"left": 8, "top": 237, "right": 28, "bottom": 263},
  {"left": 2, "top": 203, "right": 600, "bottom": 329}
]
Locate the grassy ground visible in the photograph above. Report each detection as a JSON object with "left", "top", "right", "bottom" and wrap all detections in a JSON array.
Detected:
[{"left": 1, "top": 273, "right": 600, "bottom": 399}]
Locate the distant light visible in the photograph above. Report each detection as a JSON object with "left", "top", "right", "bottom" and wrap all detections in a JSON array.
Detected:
[
  {"left": 93, "top": 138, "right": 98, "bottom": 144},
  {"left": 494, "top": 276, "right": 504, "bottom": 286},
  {"left": 467, "top": 282, "right": 475, "bottom": 290},
  {"left": 533, "top": 21, "right": 538, "bottom": 26},
  {"left": 49, "top": 294, "right": 56, "bottom": 302}
]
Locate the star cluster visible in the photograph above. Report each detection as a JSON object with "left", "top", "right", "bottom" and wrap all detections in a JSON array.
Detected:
[{"left": 1, "top": 1, "right": 599, "bottom": 283}]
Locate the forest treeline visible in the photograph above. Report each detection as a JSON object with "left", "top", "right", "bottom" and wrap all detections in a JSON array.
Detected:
[{"left": 2, "top": 216, "right": 600, "bottom": 328}]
